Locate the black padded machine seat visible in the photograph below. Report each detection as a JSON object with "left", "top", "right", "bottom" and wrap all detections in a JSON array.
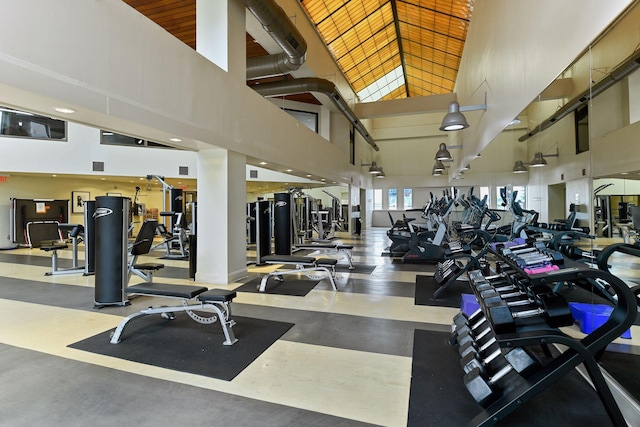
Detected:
[
  {"left": 40, "top": 242, "right": 69, "bottom": 251},
  {"left": 111, "top": 282, "right": 238, "bottom": 345},
  {"left": 131, "top": 262, "right": 165, "bottom": 272},
  {"left": 40, "top": 241, "right": 86, "bottom": 276},
  {"left": 258, "top": 255, "right": 338, "bottom": 292}
]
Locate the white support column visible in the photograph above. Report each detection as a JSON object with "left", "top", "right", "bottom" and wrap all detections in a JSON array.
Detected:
[
  {"left": 196, "top": 148, "right": 247, "bottom": 284},
  {"left": 196, "top": 0, "right": 246, "bottom": 75}
]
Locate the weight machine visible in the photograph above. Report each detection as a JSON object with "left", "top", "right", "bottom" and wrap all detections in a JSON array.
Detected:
[{"left": 147, "top": 175, "right": 189, "bottom": 258}]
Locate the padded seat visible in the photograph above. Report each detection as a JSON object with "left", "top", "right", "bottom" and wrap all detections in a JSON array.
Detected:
[
  {"left": 126, "top": 282, "right": 208, "bottom": 299},
  {"left": 198, "top": 289, "right": 236, "bottom": 303},
  {"left": 40, "top": 243, "right": 68, "bottom": 251},
  {"left": 261, "top": 255, "right": 316, "bottom": 264},
  {"left": 132, "top": 262, "right": 165, "bottom": 271},
  {"left": 316, "top": 258, "right": 338, "bottom": 266}
]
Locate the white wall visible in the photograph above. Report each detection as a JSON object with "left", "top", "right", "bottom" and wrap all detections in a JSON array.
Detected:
[
  {"left": 0, "top": 122, "right": 197, "bottom": 178},
  {"left": 452, "top": 0, "right": 633, "bottom": 174},
  {"left": 0, "top": 0, "right": 375, "bottom": 189}
]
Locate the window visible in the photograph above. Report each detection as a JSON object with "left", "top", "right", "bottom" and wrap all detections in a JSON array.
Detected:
[
  {"left": 479, "top": 186, "right": 490, "bottom": 207},
  {"left": 403, "top": 189, "right": 413, "bottom": 210},
  {"left": 497, "top": 186, "right": 527, "bottom": 209},
  {"left": 282, "top": 108, "right": 318, "bottom": 133},
  {"left": 373, "top": 189, "right": 382, "bottom": 210},
  {"left": 575, "top": 105, "right": 589, "bottom": 154},
  {"left": 388, "top": 189, "right": 398, "bottom": 210},
  {"left": 0, "top": 106, "right": 66, "bottom": 140},
  {"left": 101, "top": 131, "right": 176, "bottom": 149}
]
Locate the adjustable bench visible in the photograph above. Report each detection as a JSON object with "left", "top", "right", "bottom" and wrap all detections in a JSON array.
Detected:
[
  {"left": 110, "top": 282, "right": 237, "bottom": 346},
  {"left": 128, "top": 220, "right": 165, "bottom": 283},
  {"left": 40, "top": 223, "right": 85, "bottom": 276},
  {"left": 259, "top": 255, "right": 338, "bottom": 292},
  {"left": 295, "top": 244, "right": 355, "bottom": 269}
]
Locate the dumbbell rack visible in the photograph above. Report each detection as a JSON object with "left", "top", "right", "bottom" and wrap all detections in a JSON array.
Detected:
[
  {"left": 432, "top": 246, "right": 489, "bottom": 299},
  {"left": 461, "top": 247, "right": 636, "bottom": 427}
]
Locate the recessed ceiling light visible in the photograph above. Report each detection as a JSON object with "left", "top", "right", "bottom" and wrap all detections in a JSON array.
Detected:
[
  {"left": 103, "top": 132, "right": 113, "bottom": 136},
  {"left": 169, "top": 138, "right": 182, "bottom": 142},
  {"left": 321, "top": 178, "right": 326, "bottom": 181},
  {"left": 100, "top": 178, "right": 106, "bottom": 180},
  {"left": 259, "top": 161, "right": 267, "bottom": 165},
  {"left": 286, "top": 169, "right": 293, "bottom": 172},
  {"left": 139, "top": 177, "right": 144, "bottom": 180},
  {"left": 52, "top": 174, "right": 57, "bottom": 177},
  {"left": 53, "top": 107, "right": 75, "bottom": 114},
  {"left": 306, "top": 174, "right": 312, "bottom": 178},
  {"left": 621, "top": 172, "right": 629, "bottom": 175}
]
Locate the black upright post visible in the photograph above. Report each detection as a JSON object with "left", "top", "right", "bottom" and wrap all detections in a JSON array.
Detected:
[
  {"left": 94, "top": 196, "right": 130, "bottom": 307},
  {"left": 170, "top": 188, "right": 183, "bottom": 229},
  {"left": 247, "top": 202, "right": 257, "bottom": 244},
  {"left": 83, "top": 200, "right": 96, "bottom": 275},
  {"left": 273, "top": 192, "right": 291, "bottom": 255},
  {"left": 255, "top": 200, "right": 271, "bottom": 262}
]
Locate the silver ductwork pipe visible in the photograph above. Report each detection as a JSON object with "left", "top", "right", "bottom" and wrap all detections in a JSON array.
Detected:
[
  {"left": 253, "top": 78, "right": 380, "bottom": 151},
  {"left": 242, "top": 0, "right": 307, "bottom": 80},
  {"left": 519, "top": 47, "right": 640, "bottom": 142}
]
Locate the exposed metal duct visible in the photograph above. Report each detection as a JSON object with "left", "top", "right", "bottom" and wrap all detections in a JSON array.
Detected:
[
  {"left": 519, "top": 47, "right": 640, "bottom": 142},
  {"left": 253, "top": 78, "right": 380, "bottom": 151},
  {"left": 242, "top": 0, "right": 307, "bottom": 80}
]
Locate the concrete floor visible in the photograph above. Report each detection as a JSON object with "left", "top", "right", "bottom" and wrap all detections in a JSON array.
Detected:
[{"left": 0, "top": 227, "right": 638, "bottom": 426}]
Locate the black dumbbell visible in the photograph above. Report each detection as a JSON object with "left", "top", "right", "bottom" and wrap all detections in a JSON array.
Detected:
[
  {"left": 464, "top": 363, "right": 519, "bottom": 407},
  {"left": 486, "top": 292, "right": 574, "bottom": 334},
  {"left": 451, "top": 309, "right": 488, "bottom": 345},
  {"left": 460, "top": 345, "right": 506, "bottom": 375},
  {"left": 461, "top": 346, "right": 538, "bottom": 378},
  {"left": 456, "top": 324, "right": 493, "bottom": 348},
  {"left": 479, "top": 284, "right": 554, "bottom": 308},
  {"left": 459, "top": 334, "right": 499, "bottom": 360}
]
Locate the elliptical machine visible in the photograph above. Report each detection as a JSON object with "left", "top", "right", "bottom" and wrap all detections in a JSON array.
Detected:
[
  {"left": 401, "top": 191, "right": 456, "bottom": 263},
  {"left": 386, "top": 194, "right": 436, "bottom": 254}
]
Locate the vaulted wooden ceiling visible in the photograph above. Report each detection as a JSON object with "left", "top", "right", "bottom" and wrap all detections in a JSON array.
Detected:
[{"left": 122, "top": 0, "right": 474, "bottom": 104}]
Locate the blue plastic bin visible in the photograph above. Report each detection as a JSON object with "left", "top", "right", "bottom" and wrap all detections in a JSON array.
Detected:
[
  {"left": 461, "top": 293, "right": 480, "bottom": 316},
  {"left": 568, "top": 302, "right": 632, "bottom": 339}
]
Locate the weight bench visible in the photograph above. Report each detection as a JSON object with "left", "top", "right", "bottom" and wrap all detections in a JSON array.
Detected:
[
  {"left": 296, "top": 244, "right": 355, "bottom": 269},
  {"left": 128, "top": 220, "right": 165, "bottom": 283},
  {"left": 110, "top": 282, "right": 237, "bottom": 346},
  {"left": 40, "top": 223, "right": 85, "bottom": 276},
  {"left": 259, "top": 255, "right": 338, "bottom": 292}
]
